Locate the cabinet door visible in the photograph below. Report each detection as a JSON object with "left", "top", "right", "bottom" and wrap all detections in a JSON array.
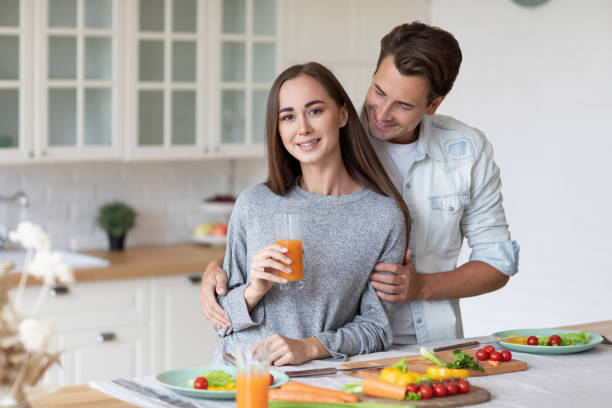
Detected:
[
  {"left": 209, "top": 0, "right": 277, "bottom": 157},
  {"left": 36, "top": 0, "right": 122, "bottom": 161},
  {"left": 56, "top": 325, "right": 149, "bottom": 386},
  {"left": 0, "top": 0, "right": 32, "bottom": 163},
  {"left": 128, "top": 0, "right": 206, "bottom": 160},
  {"left": 151, "top": 273, "right": 219, "bottom": 372}
]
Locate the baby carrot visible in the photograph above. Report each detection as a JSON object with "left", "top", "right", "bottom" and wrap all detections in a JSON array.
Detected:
[
  {"left": 281, "top": 382, "right": 359, "bottom": 402},
  {"left": 362, "top": 378, "right": 406, "bottom": 400},
  {"left": 268, "top": 388, "right": 346, "bottom": 403}
]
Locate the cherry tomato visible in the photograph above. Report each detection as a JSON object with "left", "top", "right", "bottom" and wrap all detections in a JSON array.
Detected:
[
  {"left": 456, "top": 379, "right": 471, "bottom": 394},
  {"left": 444, "top": 381, "right": 458, "bottom": 396},
  {"left": 489, "top": 351, "right": 502, "bottom": 361},
  {"left": 419, "top": 384, "right": 433, "bottom": 399},
  {"left": 501, "top": 350, "right": 512, "bottom": 362},
  {"left": 483, "top": 345, "right": 495, "bottom": 353},
  {"left": 476, "top": 348, "right": 490, "bottom": 361},
  {"left": 193, "top": 376, "right": 208, "bottom": 390},
  {"left": 433, "top": 383, "right": 447, "bottom": 398},
  {"left": 527, "top": 336, "right": 539, "bottom": 346},
  {"left": 406, "top": 383, "right": 419, "bottom": 394},
  {"left": 269, "top": 374, "right": 274, "bottom": 385},
  {"left": 548, "top": 335, "right": 561, "bottom": 346}
]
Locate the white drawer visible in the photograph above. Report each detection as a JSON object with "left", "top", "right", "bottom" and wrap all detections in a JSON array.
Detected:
[{"left": 13, "top": 277, "right": 150, "bottom": 331}]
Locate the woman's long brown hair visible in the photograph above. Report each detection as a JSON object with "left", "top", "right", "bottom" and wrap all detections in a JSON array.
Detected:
[{"left": 264, "top": 62, "right": 411, "bottom": 244}]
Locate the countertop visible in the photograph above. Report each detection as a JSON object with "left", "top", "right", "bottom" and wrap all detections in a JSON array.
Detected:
[
  {"left": 7, "top": 244, "right": 226, "bottom": 287},
  {"left": 30, "top": 320, "right": 612, "bottom": 407}
]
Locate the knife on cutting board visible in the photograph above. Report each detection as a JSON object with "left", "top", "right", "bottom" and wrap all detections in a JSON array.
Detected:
[
  {"left": 285, "top": 364, "right": 391, "bottom": 378},
  {"left": 433, "top": 335, "right": 528, "bottom": 352},
  {"left": 224, "top": 353, "right": 390, "bottom": 377}
]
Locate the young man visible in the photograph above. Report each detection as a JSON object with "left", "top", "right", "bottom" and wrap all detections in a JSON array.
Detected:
[{"left": 199, "top": 22, "right": 519, "bottom": 344}]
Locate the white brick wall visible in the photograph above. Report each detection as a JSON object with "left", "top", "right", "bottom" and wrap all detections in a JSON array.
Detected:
[{"left": 0, "top": 159, "right": 268, "bottom": 250}]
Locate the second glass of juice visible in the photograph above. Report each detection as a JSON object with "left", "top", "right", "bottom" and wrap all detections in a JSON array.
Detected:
[
  {"left": 273, "top": 213, "right": 303, "bottom": 290},
  {"left": 236, "top": 344, "right": 270, "bottom": 408}
]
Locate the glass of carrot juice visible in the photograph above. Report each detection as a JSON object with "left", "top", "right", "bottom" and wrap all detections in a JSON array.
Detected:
[
  {"left": 236, "top": 346, "right": 269, "bottom": 408},
  {"left": 273, "top": 213, "right": 303, "bottom": 290}
]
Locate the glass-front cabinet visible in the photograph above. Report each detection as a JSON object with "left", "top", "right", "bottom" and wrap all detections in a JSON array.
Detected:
[
  {"left": 37, "top": 0, "right": 121, "bottom": 160},
  {"left": 128, "top": 0, "right": 205, "bottom": 159},
  {"left": 0, "top": 0, "right": 31, "bottom": 163},
  {"left": 214, "top": 0, "right": 277, "bottom": 155},
  {"left": 0, "top": 0, "right": 279, "bottom": 163}
]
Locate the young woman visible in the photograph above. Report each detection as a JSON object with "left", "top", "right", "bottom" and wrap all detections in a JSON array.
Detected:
[{"left": 213, "top": 62, "right": 411, "bottom": 366}]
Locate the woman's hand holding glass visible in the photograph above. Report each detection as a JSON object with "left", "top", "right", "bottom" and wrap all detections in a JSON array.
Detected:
[{"left": 244, "top": 244, "right": 291, "bottom": 310}]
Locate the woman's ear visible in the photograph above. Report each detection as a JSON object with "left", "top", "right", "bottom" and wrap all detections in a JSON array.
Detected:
[{"left": 339, "top": 105, "right": 349, "bottom": 128}]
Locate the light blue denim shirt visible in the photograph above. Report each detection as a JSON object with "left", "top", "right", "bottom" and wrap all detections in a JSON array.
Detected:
[{"left": 369, "top": 114, "right": 520, "bottom": 343}]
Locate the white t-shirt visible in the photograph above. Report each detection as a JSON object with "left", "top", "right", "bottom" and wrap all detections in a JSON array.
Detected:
[{"left": 371, "top": 138, "right": 418, "bottom": 344}]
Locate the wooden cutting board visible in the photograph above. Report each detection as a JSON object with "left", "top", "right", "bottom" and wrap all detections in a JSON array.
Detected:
[
  {"left": 357, "top": 385, "right": 490, "bottom": 407},
  {"left": 341, "top": 348, "right": 527, "bottom": 378}
]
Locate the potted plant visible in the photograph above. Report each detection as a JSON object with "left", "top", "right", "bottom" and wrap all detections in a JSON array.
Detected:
[{"left": 96, "top": 201, "right": 136, "bottom": 251}]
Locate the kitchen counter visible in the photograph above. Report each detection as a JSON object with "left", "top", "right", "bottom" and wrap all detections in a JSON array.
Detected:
[
  {"left": 7, "top": 244, "right": 226, "bottom": 287},
  {"left": 30, "top": 320, "right": 612, "bottom": 407}
]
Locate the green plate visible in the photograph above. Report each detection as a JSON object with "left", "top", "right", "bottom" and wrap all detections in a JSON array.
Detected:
[
  {"left": 492, "top": 328, "right": 603, "bottom": 354},
  {"left": 155, "top": 365, "right": 288, "bottom": 400}
]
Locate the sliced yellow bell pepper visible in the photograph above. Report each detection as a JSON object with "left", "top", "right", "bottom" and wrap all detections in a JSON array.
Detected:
[
  {"left": 498, "top": 335, "right": 527, "bottom": 345},
  {"left": 380, "top": 367, "right": 403, "bottom": 384},
  {"left": 208, "top": 382, "right": 236, "bottom": 391},
  {"left": 425, "top": 366, "right": 469, "bottom": 380},
  {"left": 380, "top": 367, "right": 423, "bottom": 385}
]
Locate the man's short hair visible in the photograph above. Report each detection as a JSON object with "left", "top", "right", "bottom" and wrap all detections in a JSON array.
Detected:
[{"left": 377, "top": 22, "right": 462, "bottom": 103}]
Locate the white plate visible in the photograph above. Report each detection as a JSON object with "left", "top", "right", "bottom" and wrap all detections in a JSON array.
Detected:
[
  {"left": 200, "top": 202, "right": 234, "bottom": 215},
  {"left": 192, "top": 235, "right": 227, "bottom": 247}
]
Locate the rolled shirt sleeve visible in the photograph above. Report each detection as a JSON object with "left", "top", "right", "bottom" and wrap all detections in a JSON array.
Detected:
[
  {"left": 462, "top": 134, "right": 519, "bottom": 276},
  {"left": 216, "top": 196, "right": 265, "bottom": 336}
]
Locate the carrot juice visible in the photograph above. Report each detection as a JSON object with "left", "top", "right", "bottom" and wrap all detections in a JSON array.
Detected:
[
  {"left": 275, "top": 239, "right": 303, "bottom": 281},
  {"left": 236, "top": 373, "right": 269, "bottom": 408}
]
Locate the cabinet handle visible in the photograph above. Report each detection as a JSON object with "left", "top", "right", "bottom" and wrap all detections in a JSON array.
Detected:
[
  {"left": 96, "top": 332, "right": 116, "bottom": 343},
  {"left": 49, "top": 285, "right": 70, "bottom": 296},
  {"left": 185, "top": 274, "right": 202, "bottom": 286}
]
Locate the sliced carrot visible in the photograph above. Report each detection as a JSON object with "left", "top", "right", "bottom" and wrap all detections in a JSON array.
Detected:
[
  {"left": 488, "top": 360, "right": 500, "bottom": 366},
  {"left": 280, "top": 382, "right": 359, "bottom": 402},
  {"left": 268, "top": 388, "right": 346, "bottom": 403},
  {"left": 362, "top": 378, "right": 406, "bottom": 400}
]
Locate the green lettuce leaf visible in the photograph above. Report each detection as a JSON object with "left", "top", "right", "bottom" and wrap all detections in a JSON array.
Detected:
[{"left": 199, "top": 370, "right": 235, "bottom": 387}]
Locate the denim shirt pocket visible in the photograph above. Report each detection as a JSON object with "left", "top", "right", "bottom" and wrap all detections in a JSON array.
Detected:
[{"left": 426, "top": 192, "right": 469, "bottom": 252}]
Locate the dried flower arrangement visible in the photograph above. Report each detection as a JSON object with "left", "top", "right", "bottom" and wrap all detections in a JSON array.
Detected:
[{"left": 0, "top": 222, "right": 74, "bottom": 407}]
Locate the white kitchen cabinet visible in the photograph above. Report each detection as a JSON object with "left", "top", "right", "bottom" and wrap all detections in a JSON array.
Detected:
[
  {"left": 0, "top": 0, "right": 33, "bottom": 163},
  {"left": 150, "top": 273, "right": 220, "bottom": 373},
  {"left": 12, "top": 273, "right": 220, "bottom": 387},
  {"left": 55, "top": 325, "right": 149, "bottom": 386}
]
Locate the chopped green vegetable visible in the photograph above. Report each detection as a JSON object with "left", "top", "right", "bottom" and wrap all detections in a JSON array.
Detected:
[
  {"left": 269, "top": 402, "right": 416, "bottom": 408},
  {"left": 536, "top": 330, "right": 590, "bottom": 346},
  {"left": 446, "top": 350, "right": 484, "bottom": 372},
  {"left": 199, "top": 370, "right": 234, "bottom": 387},
  {"left": 404, "top": 391, "right": 421, "bottom": 401},
  {"left": 392, "top": 357, "right": 408, "bottom": 373},
  {"left": 342, "top": 382, "right": 363, "bottom": 394},
  {"left": 420, "top": 346, "right": 447, "bottom": 367}
]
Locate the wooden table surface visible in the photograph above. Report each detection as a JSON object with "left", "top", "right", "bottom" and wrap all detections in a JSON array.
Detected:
[
  {"left": 7, "top": 243, "right": 226, "bottom": 287},
  {"left": 29, "top": 320, "right": 611, "bottom": 408}
]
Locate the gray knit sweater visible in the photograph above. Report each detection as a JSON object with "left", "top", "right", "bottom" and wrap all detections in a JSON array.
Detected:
[{"left": 213, "top": 183, "right": 406, "bottom": 363}]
